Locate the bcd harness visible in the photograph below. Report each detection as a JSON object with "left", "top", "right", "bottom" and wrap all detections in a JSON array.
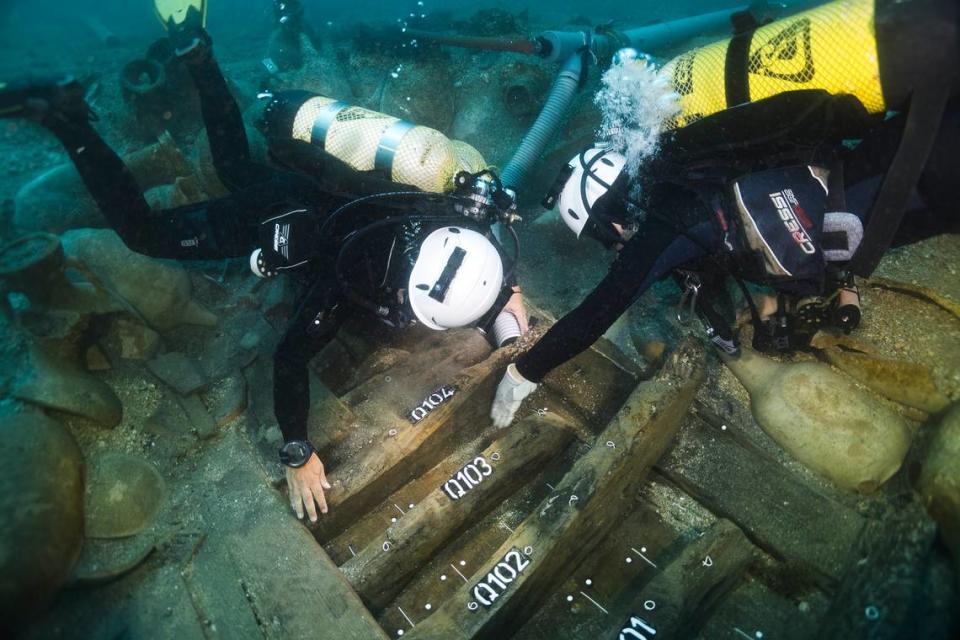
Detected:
[{"left": 643, "top": 90, "right": 871, "bottom": 354}]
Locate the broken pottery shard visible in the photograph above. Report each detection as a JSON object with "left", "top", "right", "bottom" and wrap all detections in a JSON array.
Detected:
[
  {"left": 722, "top": 348, "right": 913, "bottom": 493},
  {"left": 204, "top": 373, "right": 249, "bottom": 428},
  {"left": 84, "top": 453, "right": 166, "bottom": 539},
  {"left": 919, "top": 403, "right": 960, "bottom": 573},
  {"left": 0, "top": 408, "right": 84, "bottom": 623},
  {"left": 69, "top": 534, "right": 156, "bottom": 586},
  {"left": 102, "top": 316, "right": 162, "bottom": 361},
  {"left": 177, "top": 394, "right": 218, "bottom": 440},
  {"left": 823, "top": 348, "right": 951, "bottom": 414},
  {"left": 14, "top": 340, "right": 123, "bottom": 428},
  {"left": 60, "top": 229, "right": 217, "bottom": 331},
  {"left": 147, "top": 351, "right": 209, "bottom": 396},
  {"left": 809, "top": 329, "right": 879, "bottom": 355},
  {"left": 84, "top": 344, "right": 111, "bottom": 371}
]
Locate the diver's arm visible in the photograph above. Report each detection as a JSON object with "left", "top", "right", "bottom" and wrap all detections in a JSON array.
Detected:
[
  {"left": 273, "top": 274, "right": 344, "bottom": 520},
  {"left": 515, "top": 218, "right": 690, "bottom": 382}
]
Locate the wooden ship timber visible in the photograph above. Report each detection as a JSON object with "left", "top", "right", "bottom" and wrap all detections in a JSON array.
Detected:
[{"left": 21, "top": 304, "right": 955, "bottom": 640}]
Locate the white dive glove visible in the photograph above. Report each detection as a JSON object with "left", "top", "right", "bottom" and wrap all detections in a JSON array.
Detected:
[{"left": 490, "top": 363, "right": 538, "bottom": 428}]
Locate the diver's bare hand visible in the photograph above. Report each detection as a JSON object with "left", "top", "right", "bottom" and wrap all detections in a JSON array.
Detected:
[
  {"left": 503, "top": 289, "right": 529, "bottom": 334},
  {"left": 285, "top": 453, "right": 331, "bottom": 522}
]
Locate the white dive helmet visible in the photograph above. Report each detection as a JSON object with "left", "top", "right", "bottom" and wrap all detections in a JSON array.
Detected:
[
  {"left": 557, "top": 147, "right": 627, "bottom": 237},
  {"left": 408, "top": 227, "right": 504, "bottom": 331}
]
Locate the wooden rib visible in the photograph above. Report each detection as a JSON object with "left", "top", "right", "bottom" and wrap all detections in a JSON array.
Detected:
[
  {"left": 614, "top": 518, "right": 756, "bottom": 637},
  {"left": 655, "top": 414, "right": 867, "bottom": 587},
  {"left": 311, "top": 346, "right": 515, "bottom": 540},
  {"left": 342, "top": 413, "right": 576, "bottom": 611},
  {"left": 404, "top": 339, "right": 706, "bottom": 639}
]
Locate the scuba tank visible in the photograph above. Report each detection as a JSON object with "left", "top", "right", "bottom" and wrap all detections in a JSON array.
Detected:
[
  {"left": 257, "top": 91, "right": 488, "bottom": 193},
  {"left": 659, "top": 0, "right": 886, "bottom": 129}
]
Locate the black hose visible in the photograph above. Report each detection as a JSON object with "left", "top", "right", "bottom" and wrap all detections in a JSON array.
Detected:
[
  {"left": 505, "top": 223, "right": 521, "bottom": 283},
  {"left": 319, "top": 190, "right": 465, "bottom": 240}
]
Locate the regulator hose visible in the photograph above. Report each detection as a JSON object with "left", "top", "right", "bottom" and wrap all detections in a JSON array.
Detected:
[
  {"left": 335, "top": 215, "right": 468, "bottom": 317},
  {"left": 500, "top": 50, "right": 587, "bottom": 191}
]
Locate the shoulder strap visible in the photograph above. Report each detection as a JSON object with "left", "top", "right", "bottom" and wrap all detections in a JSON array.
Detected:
[{"left": 850, "top": 83, "right": 952, "bottom": 276}]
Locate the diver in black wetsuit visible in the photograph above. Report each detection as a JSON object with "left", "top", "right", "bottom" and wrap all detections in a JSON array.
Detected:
[
  {"left": 1, "top": 21, "right": 526, "bottom": 523},
  {"left": 490, "top": 0, "right": 959, "bottom": 428}
]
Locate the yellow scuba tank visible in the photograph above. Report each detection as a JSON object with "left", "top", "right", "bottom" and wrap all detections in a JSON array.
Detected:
[
  {"left": 661, "top": 0, "right": 885, "bottom": 129},
  {"left": 259, "top": 92, "right": 488, "bottom": 193}
]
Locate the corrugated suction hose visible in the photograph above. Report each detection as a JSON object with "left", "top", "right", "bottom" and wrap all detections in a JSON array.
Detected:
[{"left": 500, "top": 52, "right": 584, "bottom": 191}]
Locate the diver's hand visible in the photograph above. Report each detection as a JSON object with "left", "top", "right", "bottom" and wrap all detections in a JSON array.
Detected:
[
  {"left": 491, "top": 363, "right": 538, "bottom": 428},
  {"left": 285, "top": 453, "right": 331, "bottom": 522},
  {"left": 503, "top": 289, "right": 529, "bottom": 334}
]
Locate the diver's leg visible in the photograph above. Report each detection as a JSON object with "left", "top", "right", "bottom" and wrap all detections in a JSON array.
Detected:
[
  {"left": 177, "top": 40, "right": 260, "bottom": 190},
  {"left": 6, "top": 78, "right": 160, "bottom": 240}
]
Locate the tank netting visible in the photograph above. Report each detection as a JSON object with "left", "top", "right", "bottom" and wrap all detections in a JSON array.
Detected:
[
  {"left": 290, "top": 98, "right": 487, "bottom": 193},
  {"left": 661, "top": 0, "right": 884, "bottom": 129},
  {"left": 290, "top": 96, "right": 337, "bottom": 142}
]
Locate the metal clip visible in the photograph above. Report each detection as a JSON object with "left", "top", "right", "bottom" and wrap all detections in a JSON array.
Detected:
[{"left": 676, "top": 273, "right": 701, "bottom": 325}]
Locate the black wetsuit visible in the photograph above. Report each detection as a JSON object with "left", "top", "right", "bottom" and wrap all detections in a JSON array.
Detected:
[
  {"left": 516, "top": 95, "right": 960, "bottom": 384},
  {"left": 40, "top": 44, "right": 495, "bottom": 444}
]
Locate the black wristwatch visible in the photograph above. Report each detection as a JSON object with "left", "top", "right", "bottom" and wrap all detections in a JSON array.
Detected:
[{"left": 278, "top": 440, "right": 315, "bottom": 468}]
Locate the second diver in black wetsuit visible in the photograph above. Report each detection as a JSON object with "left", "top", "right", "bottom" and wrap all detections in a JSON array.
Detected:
[
  {"left": 1, "top": 13, "right": 527, "bottom": 523},
  {"left": 490, "top": 0, "right": 959, "bottom": 428}
]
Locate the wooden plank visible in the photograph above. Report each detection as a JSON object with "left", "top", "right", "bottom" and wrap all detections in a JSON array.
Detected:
[
  {"left": 655, "top": 413, "right": 866, "bottom": 586},
  {"left": 195, "top": 429, "right": 388, "bottom": 640},
  {"left": 540, "top": 344, "right": 639, "bottom": 433},
  {"left": 404, "top": 339, "right": 706, "bottom": 639},
  {"left": 312, "top": 346, "right": 516, "bottom": 540},
  {"left": 342, "top": 413, "right": 576, "bottom": 611},
  {"left": 818, "top": 499, "right": 956, "bottom": 640},
  {"left": 512, "top": 480, "right": 716, "bottom": 640},
  {"left": 612, "top": 519, "right": 756, "bottom": 638},
  {"left": 699, "top": 574, "right": 831, "bottom": 640},
  {"left": 325, "top": 434, "right": 489, "bottom": 566}
]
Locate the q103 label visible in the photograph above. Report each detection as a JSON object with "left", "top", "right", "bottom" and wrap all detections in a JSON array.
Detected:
[
  {"left": 409, "top": 385, "right": 457, "bottom": 424},
  {"left": 470, "top": 548, "right": 531, "bottom": 609},
  {"left": 441, "top": 456, "right": 494, "bottom": 501}
]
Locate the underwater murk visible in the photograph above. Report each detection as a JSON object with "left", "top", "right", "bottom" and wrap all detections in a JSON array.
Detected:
[{"left": 0, "top": 0, "right": 958, "bottom": 638}]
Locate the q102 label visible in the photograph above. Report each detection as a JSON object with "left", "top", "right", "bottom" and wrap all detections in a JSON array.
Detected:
[
  {"left": 409, "top": 385, "right": 457, "bottom": 424},
  {"left": 469, "top": 548, "right": 531, "bottom": 609},
  {"left": 619, "top": 615, "right": 657, "bottom": 639},
  {"left": 441, "top": 456, "right": 494, "bottom": 501}
]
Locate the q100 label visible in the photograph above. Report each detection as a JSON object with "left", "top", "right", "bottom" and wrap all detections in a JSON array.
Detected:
[
  {"left": 442, "top": 456, "right": 494, "bottom": 501},
  {"left": 470, "top": 548, "right": 531, "bottom": 609},
  {"left": 409, "top": 385, "right": 456, "bottom": 424}
]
